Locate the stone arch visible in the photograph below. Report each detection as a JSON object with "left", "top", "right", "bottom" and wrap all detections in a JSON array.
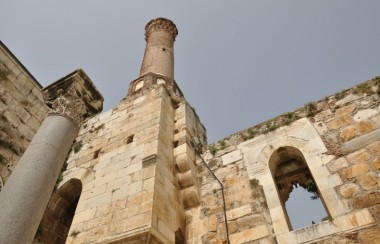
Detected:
[
  {"left": 36, "top": 178, "right": 82, "bottom": 244},
  {"left": 268, "top": 146, "right": 328, "bottom": 230},
  {"left": 240, "top": 118, "right": 349, "bottom": 236}
]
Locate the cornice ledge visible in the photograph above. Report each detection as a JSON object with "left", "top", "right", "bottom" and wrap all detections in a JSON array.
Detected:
[{"left": 42, "top": 69, "right": 104, "bottom": 125}]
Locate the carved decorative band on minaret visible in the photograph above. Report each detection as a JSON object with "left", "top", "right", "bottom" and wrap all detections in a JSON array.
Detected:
[
  {"left": 42, "top": 69, "right": 104, "bottom": 125},
  {"left": 145, "top": 17, "right": 178, "bottom": 41}
]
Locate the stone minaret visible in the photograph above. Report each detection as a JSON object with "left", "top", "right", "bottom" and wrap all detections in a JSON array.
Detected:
[
  {"left": 35, "top": 18, "right": 206, "bottom": 244},
  {"left": 140, "top": 18, "right": 178, "bottom": 80}
]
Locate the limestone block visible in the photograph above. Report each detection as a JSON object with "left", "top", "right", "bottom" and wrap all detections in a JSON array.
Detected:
[
  {"left": 333, "top": 208, "right": 375, "bottom": 232},
  {"left": 72, "top": 207, "right": 97, "bottom": 225},
  {"left": 368, "top": 141, "right": 380, "bottom": 156},
  {"left": 18, "top": 123, "right": 35, "bottom": 141},
  {"left": 15, "top": 105, "right": 31, "bottom": 123},
  {"left": 221, "top": 150, "right": 242, "bottom": 166},
  {"left": 339, "top": 183, "right": 360, "bottom": 198},
  {"left": 313, "top": 121, "right": 328, "bottom": 135},
  {"left": 27, "top": 115, "right": 42, "bottom": 131},
  {"left": 226, "top": 204, "right": 251, "bottom": 220},
  {"left": 117, "top": 162, "right": 142, "bottom": 178},
  {"left": 175, "top": 153, "right": 192, "bottom": 172},
  {"left": 3, "top": 110, "right": 21, "bottom": 128},
  {"left": 341, "top": 163, "right": 370, "bottom": 179},
  {"left": 358, "top": 120, "right": 374, "bottom": 134},
  {"left": 272, "top": 218, "right": 289, "bottom": 235},
  {"left": 94, "top": 172, "right": 117, "bottom": 187},
  {"left": 326, "top": 116, "right": 352, "bottom": 130},
  {"left": 139, "top": 200, "right": 153, "bottom": 214},
  {"left": 341, "top": 129, "right": 380, "bottom": 154},
  {"left": 335, "top": 104, "right": 356, "bottom": 117},
  {"left": 354, "top": 109, "right": 379, "bottom": 122},
  {"left": 83, "top": 183, "right": 107, "bottom": 199},
  {"left": 158, "top": 219, "right": 175, "bottom": 243},
  {"left": 177, "top": 170, "right": 196, "bottom": 188},
  {"left": 352, "top": 191, "right": 380, "bottom": 209},
  {"left": 327, "top": 158, "right": 348, "bottom": 172},
  {"left": 321, "top": 188, "right": 349, "bottom": 217},
  {"left": 316, "top": 171, "right": 342, "bottom": 191},
  {"left": 229, "top": 225, "right": 269, "bottom": 244},
  {"left": 370, "top": 157, "right": 380, "bottom": 170},
  {"left": 314, "top": 109, "right": 332, "bottom": 121},
  {"left": 356, "top": 172, "right": 378, "bottom": 190},
  {"left": 180, "top": 185, "right": 200, "bottom": 208},
  {"left": 84, "top": 192, "right": 112, "bottom": 209},
  {"left": 335, "top": 93, "right": 361, "bottom": 106},
  {"left": 208, "top": 215, "right": 217, "bottom": 232},
  {"left": 340, "top": 126, "right": 357, "bottom": 141},
  {"left": 347, "top": 149, "right": 371, "bottom": 164},
  {"left": 106, "top": 175, "right": 132, "bottom": 192}
]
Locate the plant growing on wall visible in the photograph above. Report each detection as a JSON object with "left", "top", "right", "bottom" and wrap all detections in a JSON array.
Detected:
[
  {"left": 73, "top": 141, "right": 83, "bottom": 153},
  {"left": 209, "top": 146, "right": 218, "bottom": 156},
  {"left": 305, "top": 178, "right": 319, "bottom": 200}
]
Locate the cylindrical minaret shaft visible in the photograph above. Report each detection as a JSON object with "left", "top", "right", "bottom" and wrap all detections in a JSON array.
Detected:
[{"left": 139, "top": 18, "right": 178, "bottom": 80}]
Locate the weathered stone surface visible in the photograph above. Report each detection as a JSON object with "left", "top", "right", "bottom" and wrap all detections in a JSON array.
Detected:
[
  {"left": 339, "top": 183, "right": 359, "bottom": 198},
  {"left": 358, "top": 227, "right": 380, "bottom": 243},
  {"left": 340, "top": 126, "right": 357, "bottom": 141},
  {"left": 335, "top": 104, "right": 356, "bottom": 117},
  {"left": 226, "top": 204, "right": 251, "bottom": 220},
  {"left": 229, "top": 225, "right": 269, "bottom": 244},
  {"left": 354, "top": 109, "right": 379, "bottom": 122},
  {"left": 357, "top": 120, "right": 374, "bottom": 134},
  {"left": 356, "top": 172, "right": 378, "bottom": 190},
  {"left": 326, "top": 116, "right": 353, "bottom": 130},
  {"left": 327, "top": 158, "right": 348, "bottom": 172},
  {"left": 341, "top": 163, "right": 370, "bottom": 179},
  {"left": 352, "top": 191, "right": 380, "bottom": 209},
  {"left": 368, "top": 141, "right": 380, "bottom": 156},
  {"left": 341, "top": 128, "right": 380, "bottom": 154},
  {"left": 370, "top": 157, "right": 380, "bottom": 170},
  {"left": 347, "top": 149, "right": 371, "bottom": 164},
  {"left": 221, "top": 150, "right": 242, "bottom": 166}
]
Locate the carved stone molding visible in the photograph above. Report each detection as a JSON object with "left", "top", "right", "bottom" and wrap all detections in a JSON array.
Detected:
[
  {"left": 145, "top": 17, "right": 178, "bottom": 41},
  {"left": 42, "top": 69, "right": 103, "bottom": 125}
]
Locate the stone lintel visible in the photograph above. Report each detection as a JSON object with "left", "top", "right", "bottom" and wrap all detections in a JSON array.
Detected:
[{"left": 42, "top": 69, "right": 104, "bottom": 125}]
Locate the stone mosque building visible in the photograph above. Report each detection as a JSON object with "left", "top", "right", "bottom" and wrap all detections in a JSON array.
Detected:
[{"left": 0, "top": 18, "right": 379, "bottom": 243}]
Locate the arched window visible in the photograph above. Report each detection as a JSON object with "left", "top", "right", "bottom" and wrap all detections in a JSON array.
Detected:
[
  {"left": 269, "top": 146, "right": 329, "bottom": 230},
  {"left": 35, "top": 178, "right": 82, "bottom": 244}
]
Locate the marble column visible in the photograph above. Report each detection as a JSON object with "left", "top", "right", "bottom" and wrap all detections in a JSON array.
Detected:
[{"left": 0, "top": 69, "right": 103, "bottom": 244}]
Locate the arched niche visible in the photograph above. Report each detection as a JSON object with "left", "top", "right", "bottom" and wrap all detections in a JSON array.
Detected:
[
  {"left": 239, "top": 118, "right": 349, "bottom": 236},
  {"left": 269, "top": 146, "right": 328, "bottom": 230},
  {"left": 35, "top": 178, "right": 82, "bottom": 244}
]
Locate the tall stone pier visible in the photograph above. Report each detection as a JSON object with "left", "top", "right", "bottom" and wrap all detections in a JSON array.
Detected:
[{"left": 0, "top": 70, "right": 103, "bottom": 244}]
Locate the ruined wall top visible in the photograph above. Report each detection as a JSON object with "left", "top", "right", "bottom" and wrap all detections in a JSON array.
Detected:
[{"left": 145, "top": 17, "right": 178, "bottom": 41}]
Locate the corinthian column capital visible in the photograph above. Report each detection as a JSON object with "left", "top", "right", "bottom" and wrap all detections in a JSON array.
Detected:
[{"left": 42, "top": 69, "right": 103, "bottom": 125}]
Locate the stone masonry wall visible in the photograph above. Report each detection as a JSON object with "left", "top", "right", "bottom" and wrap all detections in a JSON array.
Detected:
[
  {"left": 46, "top": 73, "right": 206, "bottom": 243},
  {"left": 188, "top": 76, "right": 380, "bottom": 243},
  {"left": 0, "top": 42, "right": 48, "bottom": 185}
]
